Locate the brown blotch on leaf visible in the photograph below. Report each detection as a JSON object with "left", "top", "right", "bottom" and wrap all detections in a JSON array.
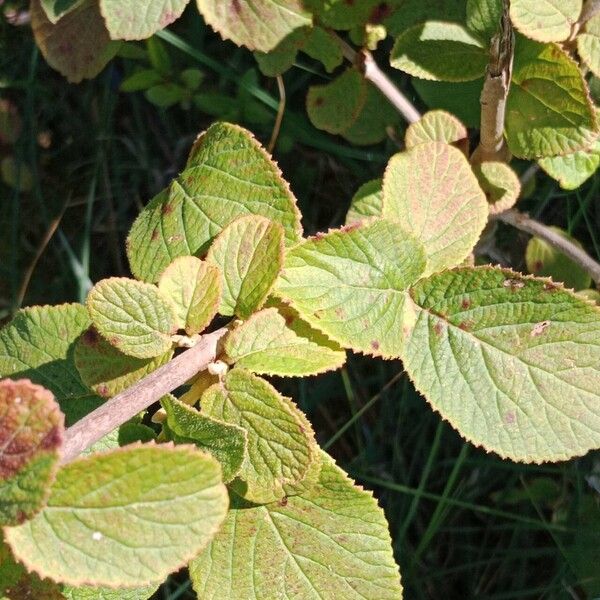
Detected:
[
  {"left": 371, "top": 340, "right": 380, "bottom": 351},
  {"left": 370, "top": 2, "right": 392, "bottom": 23},
  {"left": 433, "top": 322, "right": 444, "bottom": 336},
  {"left": 504, "top": 411, "right": 516, "bottom": 425},
  {"left": 461, "top": 298, "right": 471, "bottom": 310},
  {"left": 314, "top": 96, "right": 324, "bottom": 107},
  {"left": 162, "top": 203, "right": 174, "bottom": 215},
  {"left": 151, "top": 227, "right": 159, "bottom": 242},
  {"left": 83, "top": 328, "right": 99, "bottom": 346},
  {"left": 533, "top": 260, "right": 543, "bottom": 272},
  {"left": 530, "top": 320, "right": 550, "bottom": 337},
  {"left": 458, "top": 320, "right": 474, "bottom": 331},
  {"left": 279, "top": 496, "right": 289, "bottom": 506},
  {"left": 97, "top": 384, "right": 110, "bottom": 398}
]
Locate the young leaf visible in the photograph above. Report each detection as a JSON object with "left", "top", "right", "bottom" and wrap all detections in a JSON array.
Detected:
[
  {"left": 506, "top": 36, "right": 599, "bottom": 158},
  {"left": 161, "top": 395, "right": 247, "bottom": 482},
  {"left": 382, "top": 142, "right": 488, "bottom": 275},
  {"left": 578, "top": 13, "right": 600, "bottom": 77},
  {"left": 201, "top": 369, "right": 319, "bottom": 503},
  {"left": 196, "top": 0, "right": 311, "bottom": 53},
  {"left": 345, "top": 178, "right": 383, "bottom": 225},
  {"left": 0, "top": 380, "right": 64, "bottom": 526},
  {"left": 87, "top": 278, "right": 176, "bottom": 359},
  {"left": 74, "top": 329, "right": 173, "bottom": 398},
  {"left": 538, "top": 139, "right": 600, "bottom": 189},
  {"left": 0, "top": 304, "right": 102, "bottom": 425},
  {"left": 472, "top": 161, "right": 521, "bottom": 215},
  {"left": 205, "top": 216, "right": 284, "bottom": 318},
  {"left": 100, "top": 0, "right": 190, "bottom": 40},
  {"left": 127, "top": 123, "right": 302, "bottom": 282},
  {"left": 157, "top": 256, "right": 221, "bottom": 334},
  {"left": 189, "top": 452, "right": 403, "bottom": 599},
  {"left": 31, "top": 0, "right": 119, "bottom": 83},
  {"left": 405, "top": 110, "right": 468, "bottom": 149},
  {"left": 40, "top": 0, "right": 83, "bottom": 23},
  {"left": 179, "top": 370, "right": 219, "bottom": 406},
  {"left": 119, "top": 69, "right": 164, "bottom": 92},
  {"left": 224, "top": 307, "right": 346, "bottom": 376},
  {"left": 275, "top": 219, "right": 427, "bottom": 357},
  {"left": 510, "top": 0, "right": 582, "bottom": 42},
  {"left": 390, "top": 21, "right": 488, "bottom": 82},
  {"left": 4, "top": 443, "right": 228, "bottom": 587},
  {"left": 401, "top": 266, "right": 600, "bottom": 462}
]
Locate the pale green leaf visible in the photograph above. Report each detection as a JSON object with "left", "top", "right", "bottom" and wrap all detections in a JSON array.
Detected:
[
  {"left": 405, "top": 110, "right": 467, "bottom": 148},
  {"left": 100, "top": 0, "right": 190, "bottom": 40},
  {"left": 119, "top": 69, "right": 164, "bottom": 92},
  {"left": 345, "top": 178, "right": 383, "bottom": 225},
  {"left": 538, "top": 138, "right": 600, "bottom": 189},
  {"left": 205, "top": 215, "right": 284, "bottom": 318},
  {"left": 201, "top": 369, "right": 318, "bottom": 503},
  {"left": 62, "top": 584, "right": 158, "bottom": 600},
  {"left": 4, "top": 444, "right": 228, "bottom": 587},
  {"left": 161, "top": 394, "right": 247, "bottom": 482},
  {"left": 578, "top": 14, "right": 600, "bottom": 77},
  {"left": 382, "top": 142, "right": 488, "bottom": 275},
  {"left": 302, "top": 26, "right": 344, "bottom": 72},
  {"left": 390, "top": 21, "right": 488, "bottom": 82},
  {"left": 157, "top": 256, "right": 221, "bottom": 334},
  {"left": 196, "top": 0, "right": 311, "bottom": 53},
  {"left": 401, "top": 266, "right": 600, "bottom": 462},
  {"left": 275, "top": 219, "right": 427, "bottom": 357},
  {"left": 40, "top": 0, "right": 83, "bottom": 23},
  {"left": 510, "top": 0, "right": 582, "bottom": 42},
  {"left": 506, "top": 36, "right": 599, "bottom": 158},
  {"left": 87, "top": 278, "right": 176, "bottom": 359},
  {"left": 224, "top": 307, "right": 346, "bottom": 376},
  {"left": 466, "top": 0, "right": 503, "bottom": 40},
  {"left": 385, "top": 0, "right": 465, "bottom": 36},
  {"left": 472, "top": 161, "right": 521, "bottom": 215},
  {"left": 127, "top": 123, "right": 302, "bottom": 282},
  {"left": 0, "top": 380, "right": 64, "bottom": 526},
  {"left": 0, "top": 304, "right": 102, "bottom": 425},
  {"left": 74, "top": 329, "right": 173, "bottom": 398},
  {"left": 189, "top": 452, "right": 403, "bottom": 599}
]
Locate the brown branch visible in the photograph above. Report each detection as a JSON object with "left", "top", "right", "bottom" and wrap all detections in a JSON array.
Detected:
[
  {"left": 267, "top": 75, "right": 286, "bottom": 153},
  {"left": 580, "top": 0, "right": 600, "bottom": 24},
  {"left": 61, "top": 327, "right": 227, "bottom": 463}
]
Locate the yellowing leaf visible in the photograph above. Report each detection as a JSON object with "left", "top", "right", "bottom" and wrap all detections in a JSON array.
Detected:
[
  {"left": 4, "top": 444, "right": 228, "bottom": 587},
  {"left": 206, "top": 216, "right": 284, "bottom": 318},
  {"left": 472, "top": 161, "right": 521, "bottom": 215},
  {"left": 578, "top": 14, "right": 600, "bottom": 77},
  {"left": 345, "top": 178, "right": 383, "bottom": 225},
  {"left": 382, "top": 142, "right": 488, "bottom": 275},
  {"left": 539, "top": 138, "right": 600, "bottom": 189},
  {"left": 510, "top": 0, "right": 582, "bottom": 42},
  {"left": 405, "top": 110, "right": 467, "bottom": 149}
]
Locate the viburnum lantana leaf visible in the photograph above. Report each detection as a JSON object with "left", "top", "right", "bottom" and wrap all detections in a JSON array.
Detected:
[
  {"left": 538, "top": 138, "right": 600, "bottom": 189},
  {"left": 506, "top": 36, "right": 599, "bottom": 158},
  {"left": 40, "top": 0, "right": 83, "bottom": 23},
  {"left": 0, "top": 380, "right": 64, "bottom": 526},
  {"left": 390, "top": 21, "right": 488, "bottom": 82},
  {"left": 386, "top": 0, "right": 465, "bottom": 36},
  {"left": 74, "top": 328, "right": 173, "bottom": 398},
  {"left": 99, "top": 0, "right": 190, "bottom": 40},
  {"left": 205, "top": 216, "right": 284, "bottom": 318},
  {"left": 578, "top": 13, "right": 600, "bottom": 77},
  {"left": 157, "top": 256, "right": 221, "bottom": 334},
  {"left": 401, "top": 266, "right": 600, "bottom": 462},
  {"left": 509, "top": 0, "right": 582, "bottom": 42},
  {"left": 303, "top": 0, "right": 395, "bottom": 29},
  {"left": 61, "top": 584, "right": 159, "bottom": 599},
  {"left": 525, "top": 227, "right": 592, "bottom": 290},
  {"left": 189, "top": 451, "right": 403, "bottom": 599},
  {"left": 201, "top": 369, "right": 319, "bottom": 503},
  {"left": 127, "top": 123, "right": 302, "bottom": 283},
  {"left": 345, "top": 178, "right": 383, "bottom": 225},
  {"left": 31, "top": 0, "right": 119, "bottom": 83},
  {"left": 472, "top": 161, "right": 521, "bottom": 215},
  {"left": 0, "top": 304, "right": 102, "bottom": 425},
  {"left": 224, "top": 307, "right": 346, "bottom": 376},
  {"left": 382, "top": 142, "right": 488, "bottom": 275},
  {"left": 275, "top": 219, "right": 426, "bottom": 357},
  {"left": 161, "top": 394, "right": 247, "bottom": 482},
  {"left": 4, "top": 443, "right": 228, "bottom": 587},
  {"left": 195, "top": 0, "right": 311, "bottom": 53},
  {"left": 405, "top": 110, "right": 468, "bottom": 149},
  {"left": 466, "top": 0, "right": 504, "bottom": 41},
  {"left": 87, "top": 278, "right": 176, "bottom": 359}
]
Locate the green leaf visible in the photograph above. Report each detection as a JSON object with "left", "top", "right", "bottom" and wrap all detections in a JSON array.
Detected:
[
  {"left": 525, "top": 226, "right": 592, "bottom": 290},
  {"left": 506, "top": 36, "right": 599, "bottom": 158},
  {"left": 146, "top": 37, "right": 171, "bottom": 74},
  {"left": 0, "top": 380, "right": 64, "bottom": 526},
  {"left": 127, "top": 123, "right": 302, "bottom": 283},
  {"left": 205, "top": 216, "right": 284, "bottom": 318},
  {"left": 538, "top": 138, "right": 600, "bottom": 189},
  {"left": 254, "top": 28, "right": 309, "bottom": 76},
  {"left": 40, "top": 0, "right": 83, "bottom": 23},
  {"left": 87, "top": 278, "right": 176, "bottom": 359},
  {"left": 405, "top": 110, "right": 467, "bottom": 149},
  {"left": 157, "top": 256, "right": 221, "bottom": 334},
  {"left": 201, "top": 369, "right": 318, "bottom": 503},
  {"left": 401, "top": 266, "right": 600, "bottom": 462},
  {"left": 144, "top": 83, "right": 185, "bottom": 108},
  {"left": 62, "top": 584, "right": 159, "bottom": 599},
  {"left": 224, "top": 307, "right": 346, "bottom": 376},
  {"left": 345, "top": 178, "right": 383, "bottom": 225},
  {"left": 510, "top": 0, "right": 582, "bottom": 42},
  {"left": 466, "top": 0, "right": 503, "bottom": 40},
  {"left": 385, "top": 0, "right": 466, "bottom": 36},
  {"left": 275, "top": 219, "right": 427, "bottom": 357},
  {"left": 74, "top": 328, "right": 173, "bottom": 398},
  {"left": 161, "top": 395, "right": 247, "bottom": 482},
  {"left": 196, "top": 0, "right": 311, "bottom": 53},
  {"left": 472, "top": 161, "right": 521, "bottom": 215},
  {"left": 304, "top": 0, "right": 397, "bottom": 29},
  {"left": 4, "top": 444, "right": 228, "bottom": 587},
  {"left": 119, "top": 69, "right": 164, "bottom": 93},
  {"left": 382, "top": 142, "right": 488, "bottom": 276},
  {"left": 0, "top": 304, "right": 102, "bottom": 425},
  {"left": 189, "top": 452, "right": 403, "bottom": 599},
  {"left": 31, "top": 0, "right": 119, "bottom": 83},
  {"left": 390, "top": 21, "right": 488, "bottom": 82},
  {"left": 303, "top": 26, "right": 344, "bottom": 72},
  {"left": 578, "top": 14, "right": 600, "bottom": 77},
  {"left": 100, "top": 0, "right": 190, "bottom": 40}
]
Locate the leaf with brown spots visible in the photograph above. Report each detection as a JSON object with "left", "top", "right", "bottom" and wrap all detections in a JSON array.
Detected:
[{"left": 0, "top": 379, "right": 64, "bottom": 526}]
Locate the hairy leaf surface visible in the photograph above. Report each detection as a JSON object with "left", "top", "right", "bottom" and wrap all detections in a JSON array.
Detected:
[
  {"left": 578, "top": 14, "right": 600, "bottom": 77},
  {"left": 538, "top": 139, "right": 600, "bottom": 189},
  {"left": 345, "top": 178, "right": 383, "bottom": 225},
  {"left": 472, "top": 161, "right": 521, "bottom": 215},
  {"left": 405, "top": 110, "right": 467, "bottom": 149},
  {"left": 510, "top": 0, "right": 582, "bottom": 42}
]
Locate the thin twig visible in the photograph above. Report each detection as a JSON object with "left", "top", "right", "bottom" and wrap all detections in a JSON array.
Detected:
[
  {"left": 61, "top": 327, "right": 227, "bottom": 463},
  {"left": 268, "top": 75, "right": 286, "bottom": 153}
]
